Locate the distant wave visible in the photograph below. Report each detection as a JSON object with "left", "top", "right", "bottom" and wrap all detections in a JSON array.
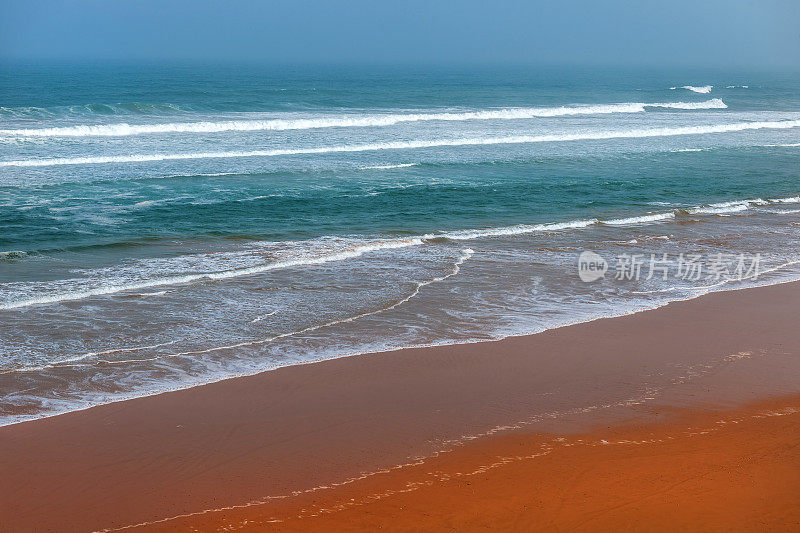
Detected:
[
  {"left": 4, "top": 118, "right": 799, "bottom": 168},
  {"left": 3, "top": 195, "right": 798, "bottom": 310},
  {"left": 0, "top": 102, "right": 193, "bottom": 120},
  {"left": 359, "top": 163, "right": 420, "bottom": 170},
  {"left": 671, "top": 85, "right": 713, "bottom": 94},
  {"left": 0, "top": 99, "right": 728, "bottom": 138}
]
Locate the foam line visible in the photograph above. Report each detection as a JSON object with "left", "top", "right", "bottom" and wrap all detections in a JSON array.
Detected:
[
  {"left": 671, "top": 85, "right": 713, "bottom": 93},
  {"left": 0, "top": 100, "right": 727, "bottom": 138},
  {"left": 2, "top": 195, "right": 797, "bottom": 310},
  {"left": 4, "top": 118, "right": 798, "bottom": 169},
  {"left": 603, "top": 213, "right": 676, "bottom": 225},
  {"left": 0, "top": 238, "right": 425, "bottom": 310}
]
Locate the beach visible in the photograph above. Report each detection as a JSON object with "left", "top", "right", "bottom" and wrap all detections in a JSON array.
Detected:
[
  {"left": 4, "top": 66, "right": 800, "bottom": 430},
  {"left": 3, "top": 4, "right": 800, "bottom": 531},
  {"left": 2, "top": 65, "right": 800, "bottom": 532},
  {"left": 2, "top": 279, "right": 800, "bottom": 532}
]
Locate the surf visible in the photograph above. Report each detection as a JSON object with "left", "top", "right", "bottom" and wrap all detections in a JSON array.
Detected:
[
  {"left": 4, "top": 195, "right": 798, "bottom": 310},
  {"left": 0, "top": 99, "right": 727, "bottom": 138},
  {"left": 3, "top": 117, "right": 798, "bottom": 168}
]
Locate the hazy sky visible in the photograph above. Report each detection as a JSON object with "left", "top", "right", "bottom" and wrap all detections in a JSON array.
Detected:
[{"left": 2, "top": 0, "right": 799, "bottom": 67}]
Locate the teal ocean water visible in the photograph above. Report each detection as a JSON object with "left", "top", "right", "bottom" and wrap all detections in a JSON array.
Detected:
[{"left": 2, "top": 65, "right": 800, "bottom": 424}]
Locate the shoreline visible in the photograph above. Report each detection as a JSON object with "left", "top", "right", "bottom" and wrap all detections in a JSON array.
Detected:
[
  {"left": 3, "top": 279, "right": 800, "bottom": 531},
  {"left": 5, "top": 263, "right": 799, "bottom": 430},
  {"left": 165, "top": 394, "right": 800, "bottom": 532}
]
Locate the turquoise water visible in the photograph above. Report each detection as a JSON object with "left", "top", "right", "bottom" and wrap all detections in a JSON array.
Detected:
[{"left": 1, "top": 65, "right": 800, "bottom": 424}]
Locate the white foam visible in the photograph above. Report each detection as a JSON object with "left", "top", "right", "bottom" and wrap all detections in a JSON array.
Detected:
[
  {"left": 672, "top": 85, "right": 713, "bottom": 94},
  {"left": 770, "top": 196, "right": 800, "bottom": 203},
  {"left": 0, "top": 100, "right": 727, "bottom": 138},
  {"left": 132, "top": 200, "right": 160, "bottom": 208},
  {"left": 440, "top": 196, "right": 789, "bottom": 241},
  {"left": 3, "top": 193, "right": 797, "bottom": 310},
  {"left": 4, "top": 117, "right": 798, "bottom": 169},
  {"left": 683, "top": 197, "right": 784, "bottom": 215},
  {"left": 436, "top": 219, "right": 598, "bottom": 240},
  {"left": 129, "top": 290, "right": 168, "bottom": 297},
  {"left": 688, "top": 203, "right": 750, "bottom": 215},
  {"left": 713, "top": 199, "right": 767, "bottom": 207},
  {"left": 0, "top": 238, "right": 425, "bottom": 310},
  {"left": 603, "top": 212, "right": 675, "bottom": 225},
  {"left": 653, "top": 98, "right": 724, "bottom": 109},
  {"left": 359, "top": 163, "right": 419, "bottom": 170},
  {"left": 250, "top": 310, "right": 279, "bottom": 323}
]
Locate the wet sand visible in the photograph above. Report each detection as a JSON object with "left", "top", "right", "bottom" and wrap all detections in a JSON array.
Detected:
[
  {"left": 2, "top": 281, "right": 800, "bottom": 531},
  {"left": 175, "top": 395, "right": 800, "bottom": 532}
]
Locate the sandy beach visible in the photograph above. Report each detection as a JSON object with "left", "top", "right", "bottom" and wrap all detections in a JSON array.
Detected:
[
  {"left": 4, "top": 3, "right": 800, "bottom": 532},
  {"left": 170, "top": 395, "right": 800, "bottom": 532},
  {"left": 2, "top": 280, "right": 800, "bottom": 532}
]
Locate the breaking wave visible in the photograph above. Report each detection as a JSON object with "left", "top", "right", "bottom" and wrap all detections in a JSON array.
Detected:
[
  {"left": 359, "top": 163, "right": 420, "bottom": 170},
  {"left": 4, "top": 117, "right": 798, "bottom": 168},
  {"left": 0, "top": 238, "right": 425, "bottom": 310},
  {"left": 3, "top": 195, "right": 797, "bottom": 310},
  {"left": 0, "top": 100, "right": 727, "bottom": 138},
  {"left": 602, "top": 213, "right": 676, "bottom": 225},
  {"left": 671, "top": 85, "right": 713, "bottom": 94}
]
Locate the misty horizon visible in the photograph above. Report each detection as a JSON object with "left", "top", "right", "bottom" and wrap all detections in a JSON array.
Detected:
[{"left": 2, "top": 0, "right": 799, "bottom": 68}]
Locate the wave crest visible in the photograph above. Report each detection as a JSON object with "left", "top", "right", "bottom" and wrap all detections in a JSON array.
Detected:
[
  {"left": 4, "top": 117, "right": 798, "bottom": 168},
  {"left": 671, "top": 85, "right": 713, "bottom": 94},
  {"left": 0, "top": 100, "right": 727, "bottom": 138},
  {"left": 3, "top": 194, "right": 798, "bottom": 309}
]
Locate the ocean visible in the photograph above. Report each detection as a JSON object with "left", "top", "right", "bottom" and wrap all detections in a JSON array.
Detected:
[{"left": 1, "top": 64, "right": 799, "bottom": 425}]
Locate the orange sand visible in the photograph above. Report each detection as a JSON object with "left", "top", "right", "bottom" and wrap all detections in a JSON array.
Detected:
[{"left": 177, "top": 396, "right": 800, "bottom": 532}]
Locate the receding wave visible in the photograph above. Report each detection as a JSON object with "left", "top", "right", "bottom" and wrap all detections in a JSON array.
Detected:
[
  {"left": 4, "top": 118, "right": 799, "bottom": 169},
  {"left": 0, "top": 100, "right": 728, "bottom": 138}
]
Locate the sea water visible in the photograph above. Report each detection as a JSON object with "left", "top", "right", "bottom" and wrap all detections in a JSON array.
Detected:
[{"left": 1, "top": 64, "right": 799, "bottom": 424}]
